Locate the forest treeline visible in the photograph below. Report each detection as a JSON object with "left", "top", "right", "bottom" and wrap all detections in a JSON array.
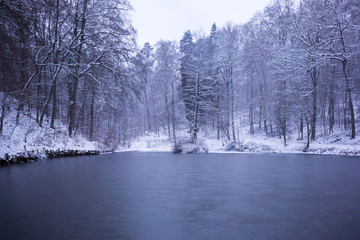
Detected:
[{"left": 0, "top": 0, "right": 359, "bottom": 148}]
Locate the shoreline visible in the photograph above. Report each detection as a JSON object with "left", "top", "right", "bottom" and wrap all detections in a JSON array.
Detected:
[
  {"left": 116, "top": 148, "right": 360, "bottom": 157},
  {"left": 0, "top": 149, "right": 100, "bottom": 167},
  {"left": 2, "top": 146, "right": 359, "bottom": 167}
]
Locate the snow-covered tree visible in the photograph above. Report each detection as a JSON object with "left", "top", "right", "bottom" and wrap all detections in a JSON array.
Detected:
[
  {"left": 215, "top": 23, "right": 241, "bottom": 141},
  {"left": 180, "top": 31, "right": 215, "bottom": 143},
  {"left": 154, "top": 40, "right": 181, "bottom": 146}
]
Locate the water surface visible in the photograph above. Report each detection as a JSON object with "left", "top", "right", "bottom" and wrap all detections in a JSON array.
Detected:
[{"left": 1, "top": 152, "right": 360, "bottom": 240}]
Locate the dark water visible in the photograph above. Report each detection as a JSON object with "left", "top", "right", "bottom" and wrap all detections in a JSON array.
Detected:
[{"left": 1, "top": 152, "right": 360, "bottom": 240}]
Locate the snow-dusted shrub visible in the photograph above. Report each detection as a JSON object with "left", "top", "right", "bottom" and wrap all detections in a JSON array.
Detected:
[
  {"left": 226, "top": 142, "right": 241, "bottom": 151},
  {"left": 173, "top": 138, "right": 208, "bottom": 154},
  {"left": 225, "top": 141, "right": 273, "bottom": 153}
]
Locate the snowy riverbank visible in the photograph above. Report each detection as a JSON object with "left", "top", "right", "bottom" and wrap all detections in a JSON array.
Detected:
[
  {"left": 119, "top": 130, "right": 360, "bottom": 156},
  {"left": 0, "top": 107, "right": 99, "bottom": 161},
  {"left": 1, "top": 106, "right": 359, "bottom": 162}
]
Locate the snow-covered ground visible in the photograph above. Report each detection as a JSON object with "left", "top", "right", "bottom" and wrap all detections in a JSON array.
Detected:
[
  {"left": 120, "top": 128, "right": 360, "bottom": 156},
  {"left": 0, "top": 109, "right": 97, "bottom": 159},
  {"left": 120, "top": 131, "right": 174, "bottom": 152}
]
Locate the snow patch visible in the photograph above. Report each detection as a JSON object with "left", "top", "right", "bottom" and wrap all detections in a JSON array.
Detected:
[
  {"left": 118, "top": 128, "right": 360, "bottom": 156},
  {"left": 0, "top": 103, "right": 98, "bottom": 158}
]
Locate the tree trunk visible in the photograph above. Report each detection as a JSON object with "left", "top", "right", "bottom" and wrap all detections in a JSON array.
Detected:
[
  {"left": 310, "top": 66, "right": 318, "bottom": 141},
  {"left": 36, "top": 69, "right": 42, "bottom": 123},
  {"left": 50, "top": 0, "right": 60, "bottom": 130},
  {"left": 264, "top": 120, "right": 268, "bottom": 135},
  {"left": 164, "top": 91, "right": 171, "bottom": 138},
  {"left": 282, "top": 117, "right": 287, "bottom": 147},
  {"left": 192, "top": 74, "right": 200, "bottom": 143},
  {"left": 16, "top": 18, "right": 29, "bottom": 124},
  {"left": 311, "top": 96, "right": 317, "bottom": 141},
  {"left": 68, "top": 0, "right": 89, "bottom": 137},
  {"left": 221, "top": 69, "right": 230, "bottom": 140},
  {"left": 328, "top": 78, "right": 335, "bottom": 134},
  {"left": 74, "top": 97, "right": 86, "bottom": 136},
  {"left": 144, "top": 83, "right": 151, "bottom": 132},
  {"left": 217, "top": 95, "right": 220, "bottom": 140},
  {"left": 39, "top": 64, "right": 62, "bottom": 127},
  {"left": 249, "top": 81, "right": 254, "bottom": 135},
  {"left": 343, "top": 92, "right": 348, "bottom": 130},
  {"left": 171, "top": 82, "right": 177, "bottom": 148},
  {"left": 50, "top": 79, "right": 57, "bottom": 129},
  {"left": 339, "top": 26, "right": 355, "bottom": 139},
  {"left": 0, "top": 95, "right": 7, "bottom": 134},
  {"left": 259, "top": 105, "right": 262, "bottom": 130},
  {"left": 0, "top": 105, "right": 4, "bottom": 134},
  {"left": 89, "top": 83, "right": 95, "bottom": 141},
  {"left": 342, "top": 59, "right": 355, "bottom": 139},
  {"left": 306, "top": 119, "right": 310, "bottom": 149},
  {"left": 299, "top": 114, "right": 303, "bottom": 140},
  {"left": 230, "top": 69, "right": 235, "bottom": 141}
]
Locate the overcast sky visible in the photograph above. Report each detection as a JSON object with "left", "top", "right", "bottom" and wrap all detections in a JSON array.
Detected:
[{"left": 130, "top": 0, "right": 271, "bottom": 46}]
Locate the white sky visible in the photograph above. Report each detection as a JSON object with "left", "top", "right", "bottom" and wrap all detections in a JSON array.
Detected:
[{"left": 130, "top": 0, "right": 271, "bottom": 47}]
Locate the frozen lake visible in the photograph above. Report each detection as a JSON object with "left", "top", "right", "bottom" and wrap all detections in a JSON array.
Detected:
[{"left": 1, "top": 152, "right": 360, "bottom": 240}]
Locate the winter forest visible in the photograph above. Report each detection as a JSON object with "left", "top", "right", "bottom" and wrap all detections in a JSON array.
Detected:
[{"left": 1, "top": 0, "right": 360, "bottom": 154}]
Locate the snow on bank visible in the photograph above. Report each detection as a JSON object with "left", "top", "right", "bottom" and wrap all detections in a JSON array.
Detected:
[
  {"left": 120, "top": 129, "right": 360, "bottom": 156},
  {"left": 0, "top": 109, "right": 97, "bottom": 159},
  {"left": 118, "top": 132, "right": 173, "bottom": 152},
  {"left": 207, "top": 131, "right": 360, "bottom": 156}
]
